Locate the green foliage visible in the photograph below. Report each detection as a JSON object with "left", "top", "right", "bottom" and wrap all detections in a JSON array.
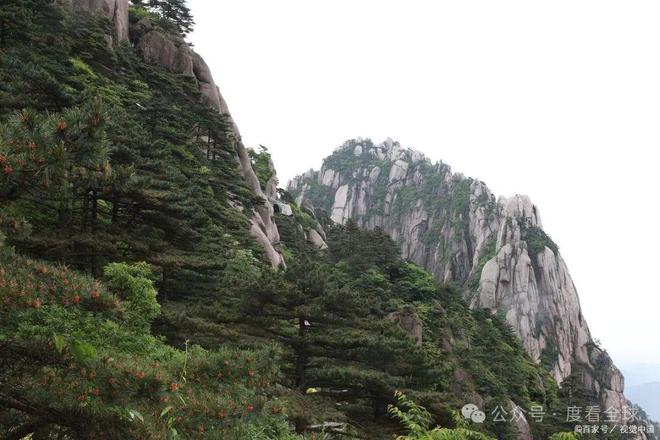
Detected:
[
  {"left": 0, "top": 254, "right": 297, "bottom": 439},
  {"left": 396, "top": 263, "right": 438, "bottom": 301},
  {"left": 222, "top": 249, "right": 262, "bottom": 290},
  {"left": 389, "top": 391, "right": 494, "bottom": 440},
  {"left": 300, "top": 178, "right": 336, "bottom": 212},
  {"left": 389, "top": 391, "right": 434, "bottom": 438},
  {"left": 103, "top": 262, "right": 160, "bottom": 331},
  {"left": 248, "top": 145, "right": 274, "bottom": 190},
  {"left": 225, "top": 218, "right": 576, "bottom": 438},
  {"left": 290, "top": 202, "right": 319, "bottom": 231},
  {"left": 522, "top": 222, "right": 559, "bottom": 257},
  {"left": 549, "top": 433, "right": 582, "bottom": 440},
  {"left": 130, "top": 0, "right": 195, "bottom": 36},
  {"left": 0, "top": 2, "right": 617, "bottom": 439},
  {"left": 540, "top": 344, "right": 559, "bottom": 370},
  {"left": 0, "top": 100, "right": 118, "bottom": 232},
  {"left": 1, "top": 0, "right": 258, "bottom": 296},
  {"left": 326, "top": 219, "right": 400, "bottom": 275},
  {"left": 466, "top": 239, "right": 496, "bottom": 292},
  {"left": 322, "top": 138, "right": 377, "bottom": 176}
]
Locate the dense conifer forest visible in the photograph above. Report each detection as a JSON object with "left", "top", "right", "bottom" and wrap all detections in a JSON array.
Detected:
[{"left": 0, "top": 1, "right": 651, "bottom": 439}]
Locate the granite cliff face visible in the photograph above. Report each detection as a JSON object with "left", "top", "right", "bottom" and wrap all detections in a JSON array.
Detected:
[
  {"left": 59, "top": 0, "right": 284, "bottom": 267},
  {"left": 57, "top": 0, "right": 129, "bottom": 42},
  {"left": 288, "top": 138, "right": 629, "bottom": 416}
]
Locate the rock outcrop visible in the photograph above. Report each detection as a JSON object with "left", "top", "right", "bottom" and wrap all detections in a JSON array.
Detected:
[
  {"left": 134, "top": 26, "right": 194, "bottom": 77},
  {"left": 58, "top": 0, "right": 129, "bottom": 43},
  {"left": 288, "top": 138, "right": 630, "bottom": 416},
  {"left": 61, "top": 0, "right": 284, "bottom": 267}
]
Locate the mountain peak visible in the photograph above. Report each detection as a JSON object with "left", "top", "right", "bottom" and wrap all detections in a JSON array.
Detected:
[{"left": 289, "top": 139, "right": 630, "bottom": 418}]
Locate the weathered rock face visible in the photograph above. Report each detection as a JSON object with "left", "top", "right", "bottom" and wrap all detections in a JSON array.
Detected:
[
  {"left": 61, "top": 0, "right": 284, "bottom": 267},
  {"left": 135, "top": 27, "right": 194, "bottom": 77},
  {"left": 288, "top": 138, "right": 629, "bottom": 414},
  {"left": 133, "top": 20, "right": 284, "bottom": 267},
  {"left": 58, "top": 0, "right": 129, "bottom": 42}
]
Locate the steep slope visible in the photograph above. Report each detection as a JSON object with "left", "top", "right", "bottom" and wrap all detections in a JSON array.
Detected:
[
  {"left": 2, "top": 1, "right": 654, "bottom": 438},
  {"left": 288, "top": 138, "right": 629, "bottom": 418},
  {"left": 56, "top": 0, "right": 285, "bottom": 267}
]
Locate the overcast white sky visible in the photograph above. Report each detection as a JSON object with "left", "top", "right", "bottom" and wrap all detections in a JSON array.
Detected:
[{"left": 188, "top": 0, "right": 660, "bottom": 367}]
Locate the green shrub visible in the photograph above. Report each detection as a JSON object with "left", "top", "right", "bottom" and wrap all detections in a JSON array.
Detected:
[
  {"left": 522, "top": 223, "right": 559, "bottom": 256},
  {"left": 388, "top": 391, "right": 494, "bottom": 440},
  {"left": 466, "top": 239, "right": 497, "bottom": 292},
  {"left": 103, "top": 261, "right": 160, "bottom": 332}
]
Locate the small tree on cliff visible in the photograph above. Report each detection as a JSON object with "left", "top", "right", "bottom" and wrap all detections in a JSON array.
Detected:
[{"left": 132, "top": 0, "right": 195, "bottom": 36}]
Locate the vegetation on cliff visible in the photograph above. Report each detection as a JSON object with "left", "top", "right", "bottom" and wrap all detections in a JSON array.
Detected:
[{"left": 0, "top": 1, "right": 646, "bottom": 439}]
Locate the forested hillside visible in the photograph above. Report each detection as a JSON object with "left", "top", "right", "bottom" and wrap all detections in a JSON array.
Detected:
[
  {"left": 288, "top": 139, "right": 658, "bottom": 438},
  {"left": 0, "top": 1, "right": 654, "bottom": 439}
]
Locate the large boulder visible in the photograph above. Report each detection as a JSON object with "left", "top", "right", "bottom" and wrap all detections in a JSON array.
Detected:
[{"left": 137, "top": 30, "right": 194, "bottom": 77}]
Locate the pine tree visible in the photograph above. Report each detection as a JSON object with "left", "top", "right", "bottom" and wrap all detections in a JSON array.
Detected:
[
  {"left": 1, "top": 1, "right": 257, "bottom": 295},
  {"left": 229, "top": 227, "right": 436, "bottom": 433},
  {"left": 0, "top": 100, "right": 123, "bottom": 274},
  {"left": 132, "top": 0, "right": 195, "bottom": 36}
]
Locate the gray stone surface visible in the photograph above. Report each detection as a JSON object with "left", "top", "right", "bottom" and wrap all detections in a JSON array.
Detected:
[
  {"left": 59, "top": 0, "right": 129, "bottom": 42},
  {"left": 288, "top": 138, "right": 631, "bottom": 413}
]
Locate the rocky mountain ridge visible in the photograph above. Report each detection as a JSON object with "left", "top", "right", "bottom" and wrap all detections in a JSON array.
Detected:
[
  {"left": 288, "top": 138, "right": 630, "bottom": 417},
  {"left": 43, "top": 2, "right": 650, "bottom": 434}
]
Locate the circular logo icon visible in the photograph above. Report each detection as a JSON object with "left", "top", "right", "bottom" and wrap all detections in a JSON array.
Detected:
[
  {"left": 461, "top": 403, "right": 479, "bottom": 419},
  {"left": 471, "top": 410, "right": 486, "bottom": 424}
]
